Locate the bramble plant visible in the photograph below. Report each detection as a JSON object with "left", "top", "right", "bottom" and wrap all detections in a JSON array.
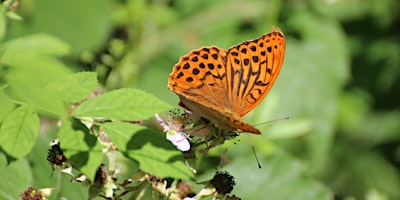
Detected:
[
  {"left": 0, "top": 2, "right": 244, "bottom": 198},
  {"left": 0, "top": 30, "right": 237, "bottom": 198}
]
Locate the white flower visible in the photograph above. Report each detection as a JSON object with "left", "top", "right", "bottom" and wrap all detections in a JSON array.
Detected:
[{"left": 155, "top": 112, "right": 191, "bottom": 152}]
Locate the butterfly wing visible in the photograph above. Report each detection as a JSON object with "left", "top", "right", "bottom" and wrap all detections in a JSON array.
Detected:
[
  {"left": 168, "top": 47, "right": 229, "bottom": 111},
  {"left": 226, "top": 29, "right": 286, "bottom": 116},
  {"left": 168, "top": 29, "right": 285, "bottom": 134},
  {"left": 168, "top": 46, "right": 261, "bottom": 134}
]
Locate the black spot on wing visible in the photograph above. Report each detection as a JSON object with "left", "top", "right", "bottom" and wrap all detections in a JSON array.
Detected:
[
  {"left": 183, "top": 63, "right": 190, "bottom": 69},
  {"left": 191, "top": 56, "right": 199, "bottom": 62}
]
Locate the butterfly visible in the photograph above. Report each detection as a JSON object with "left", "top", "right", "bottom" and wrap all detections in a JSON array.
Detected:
[{"left": 167, "top": 28, "right": 285, "bottom": 134}]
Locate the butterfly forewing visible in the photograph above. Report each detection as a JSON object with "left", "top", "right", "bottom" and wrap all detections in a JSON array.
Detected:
[
  {"left": 228, "top": 30, "right": 286, "bottom": 116},
  {"left": 168, "top": 47, "right": 229, "bottom": 108}
]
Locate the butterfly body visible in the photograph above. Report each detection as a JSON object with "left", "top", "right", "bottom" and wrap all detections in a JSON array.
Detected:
[
  {"left": 168, "top": 28, "right": 285, "bottom": 134},
  {"left": 179, "top": 95, "right": 260, "bottom": 134}
]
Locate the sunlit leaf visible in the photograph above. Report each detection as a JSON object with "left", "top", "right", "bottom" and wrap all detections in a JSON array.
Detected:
[
  {"left": 1, "top": 33, "right": 70, "bottom": 56},
  {"left": 0, "top": 91, "right": 15, "bottom": 123},
  {"left": 73, "top": 88, "right": 173, "bottom": 121},
  {"left": 0, "top": 105, "right": 40, "bottom": 158},
  {"left": 48, "top": 72, "right": 98, "bottom": 103},
  {"left": 6, "top": 70, "right": 66, "bottom": 117},
  {"left": 59, "top": 118, "right": 103, "bottom": 181},
  {"left": 6, "top": 0, "right": 113, "bottom": 55},
  {"left": 0, "top": 13, "right": 5, "bottom": 42},
  {"left": 102, "top": 121, "right": 193, "bottom": 179},
  {"left": 0, "top": 152, "right": 32, "bottom": 199}
]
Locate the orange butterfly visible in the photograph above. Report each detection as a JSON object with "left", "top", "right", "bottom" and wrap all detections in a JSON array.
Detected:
[{"left": 168, "top": 28, "right": 285, "bottom": 134}]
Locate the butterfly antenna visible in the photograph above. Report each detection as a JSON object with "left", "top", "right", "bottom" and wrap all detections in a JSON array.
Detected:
[
  {"left": 246, "top": 133, "right": 262, "bottom": 169},
  {"left": 253, "top": 117, "right": 290, "bottom": 127}
]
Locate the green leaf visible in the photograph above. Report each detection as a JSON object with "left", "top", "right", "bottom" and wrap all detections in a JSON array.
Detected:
[
  {"left": 2, "top": 39, "right": 74, "bottom": 117},
  {"left": 1, "top": 33, "right": 70, "bottom": 56},
  {"left": 48, "top": 72, "right": 98, "bottom": 103},
  {"left": 0, "top": 152, "right": 32, "bottom": 199},
  {"left": 6, "top": 70, "right": 67, "bottom": 117},
  {"left": 0, "top": 105, "right": 40, "bottom": 158},
  {"left": 59, "top": 118, "right": 103, "bottom": 181},
  {"left": 73, "top": 88, "right": 173, "bottom": 121},
  {"left": 0, "top": 12, "right": 5, "bottom": 42},
  {"left": 228, "top": 149, "right": 332, "bottom": 200},
  {"left": 3, "top": 54, "right": 73, "bottom": 82},
  {"left": 6, "top": 0, "right": 113, "bottom": 56},
  {"left": 0, "top": 91, "right": 15, "bottom": 123},
  {"left": 101, "top": 122, "right": 138, "bottom": 152},
  {"left": 101, "top": 122, "right": 193, "bottom": 180}
]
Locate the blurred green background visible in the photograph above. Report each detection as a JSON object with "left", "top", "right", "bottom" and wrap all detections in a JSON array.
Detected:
[{"left": 1, "top": 0, "right": 399, "bottom": 199}]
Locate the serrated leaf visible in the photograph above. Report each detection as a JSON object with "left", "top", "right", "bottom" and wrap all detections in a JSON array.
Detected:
[
  {"left": 59, "top": 118, "right": 103, "bottom": 181},
  {"left": 0, "top": 152, "right": 32, "bottom": 199},
  {"left": 102, "top": 122, "right": 193, "bottom": 179},
  {"left": 73, "top": 88, "right": 173, "bottom": 121},
  {"left": 47, "top": 72, "right": 98, "bottom": 103},
  {"left": 0, "top": 105, "right": 40, "bottom": 158},
  {"left": 1, "top": 33, "right": 70, "bottom": 56}
]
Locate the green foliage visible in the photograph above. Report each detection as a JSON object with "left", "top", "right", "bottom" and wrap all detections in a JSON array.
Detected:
[
  {"left": 0, "top": 105, "right": 39, "bottom": 158},
  {"left": 73, "top": 88, "right": 173, "bottom": 121},
  {"left": 2, "top": 33, "right": 70, "bottom": 56},
  {"left": 0, "top": 153, "right": 32, "bottom": 199},
  {"left": 48, "top": 72, "right": 98, "bottom": 104},
  {"left": 0, "top": 91, "right": 15, "bottom": 122},
  {"left": 59, "top": 118, "right": 104, "bottom": 182},
  {"left": 1, "top": 33, "right": 73, "bottom": 117},
  {"left": 5, "top": 0, "right": 113, "bottom": 56},
  {"left": 102, "top": 122, "right": 193, "bottom": 180},
  {"left": 0, "top": 0, "right": 399, "bottom": 199},
  {"left": 228, "top": 149, "right": 333, "bottom": 199}
]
